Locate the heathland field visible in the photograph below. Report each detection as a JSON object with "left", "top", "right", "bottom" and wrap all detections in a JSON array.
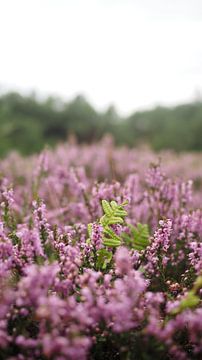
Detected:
[{"left": 0, "top": 139, "right": 202, "bottom": 359}]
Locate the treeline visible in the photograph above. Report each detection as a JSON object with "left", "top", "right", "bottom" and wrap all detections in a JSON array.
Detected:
[{"left": 0, "top": 91, "right": 202, "bottom": 156}]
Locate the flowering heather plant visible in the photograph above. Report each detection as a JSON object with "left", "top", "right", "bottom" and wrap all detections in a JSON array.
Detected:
[{"left": 0, "top": 140, "right": 202, "bottom": 359}]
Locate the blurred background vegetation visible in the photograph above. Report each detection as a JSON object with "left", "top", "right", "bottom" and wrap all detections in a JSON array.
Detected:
[{"left": 0, "top": 91, "right": 202, "bottom": 157}]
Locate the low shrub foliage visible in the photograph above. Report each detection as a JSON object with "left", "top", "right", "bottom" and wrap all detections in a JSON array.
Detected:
[{"left": 0, "top": 141, "right": 201, "bottom": 359}]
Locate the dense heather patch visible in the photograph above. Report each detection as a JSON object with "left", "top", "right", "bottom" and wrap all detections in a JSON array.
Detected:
[{"left": 0, "top": 140, "right": 202, "bottom": 360}]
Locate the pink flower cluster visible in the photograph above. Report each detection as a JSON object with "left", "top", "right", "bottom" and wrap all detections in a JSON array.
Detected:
[{"left": 0, "top": 140, "right": 201, "bottom": 360}]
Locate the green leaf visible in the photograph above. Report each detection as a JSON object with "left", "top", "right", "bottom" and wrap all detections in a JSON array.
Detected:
[
  {"left": 87, "top": 223, "right": 93, "bottom": 237},
  {"left": 103, "top": 237, "right": 121, "bottom": 247},
  {"left": 101, "top": 200, "right": 113, "bottom": 216},
  {"left": 114, "top": 209, "right": 128, "bottom": 217},
  {"left": 110, "top": 200, "right": 118, "bottom": 210},
  {"left": 108, "top": 217, "right": 124, "bottom": 225},
  {"left": 121, "top": 200, "right": 129, "bottom": 206},
  {"left": 100, "top": 215, "right": 108, "bottom": 226},
  {"left": 171, "top": 291, "right": 200, "bottom": 315},
  {"left": 193, "top": 275, "right": 202, "bottom": 293},
  {"left": 180, "top": 292, "right": 200, "bottom": 309},
  {"left": 98, "top": 199, "right": 128, "bottom": 249},
  {"left": 103, "top": 226, "right": 121, "bottom": 242},
  {"left": 127, "top": 223, "right": 150, "bottom": 251}
]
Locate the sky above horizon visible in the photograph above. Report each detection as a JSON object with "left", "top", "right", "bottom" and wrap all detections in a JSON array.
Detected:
[{"left": 0, "top": 0, "right": 202, "bottom": 115}]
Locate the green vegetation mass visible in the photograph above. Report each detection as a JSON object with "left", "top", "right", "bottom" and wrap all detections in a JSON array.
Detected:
[{"left": 0, "top": 91, "right": 202, "bottom": 156}]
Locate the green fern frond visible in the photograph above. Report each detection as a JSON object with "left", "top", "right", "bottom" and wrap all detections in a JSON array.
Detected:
[
  {"left": 103, "top": 238, "right": 121, "bottom": 247},
  {"left": 127, "top": 223, "right": 150, "bottom": 251},
  {"left": 101, "top": 200, "right": 114, "bottom": 216},
  {"left": 110, "top": 200, "right": 118, "bottom": 210},
  {"left": 108, "top": 217, "right": 124, "bottom": 225},
  {"left": 99, "top": 199, "right": 128, "bottom": 248},
  {"left": 103, "top": 226, "right": 121, "bottom": 242},
  {"left": 114, "top": 209, "right": 128, "bottom": 217}
]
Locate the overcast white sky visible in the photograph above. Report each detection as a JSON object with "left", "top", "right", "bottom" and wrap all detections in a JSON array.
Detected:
[{"left": 0, "top": 0, "right": 202, "bottom": 114}]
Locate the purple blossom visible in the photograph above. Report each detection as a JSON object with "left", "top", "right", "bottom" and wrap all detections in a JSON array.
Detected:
[
  {"left": 0, "top": 143, "right": 201, "bottom": 359},
  {"left": 90, "top": 223, "right": 103, "bottom": 249}
]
